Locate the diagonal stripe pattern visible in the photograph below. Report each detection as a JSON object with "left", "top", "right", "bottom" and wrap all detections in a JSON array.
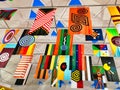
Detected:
[{"left": 28, "top": 8, "right": 56, "bottom": 35}]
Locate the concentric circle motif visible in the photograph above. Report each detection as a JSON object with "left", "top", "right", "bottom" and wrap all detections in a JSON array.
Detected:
[
  {"left": 77, "top": 8, "right": 88, "bottom": 14},
  {"left": 19, "top": 35, "right": 35, "bottom": 46},
  {"left": 70, "top": 24, "right": 82, "bottom": 32},
  {"left": 60, "top": 62, "right": 67, "bottom": 71},
  {"left": 111, "top": 36, "right": 120, "bottom": 46},
  {"left": 0, "top": 52, "right": 9, "bottom": 62},
  {"left": 2, "top": 30, "right": 15, "bottom": 44},
  {"left": 71, "top": 70, "right": 81, "bottom": 82}
]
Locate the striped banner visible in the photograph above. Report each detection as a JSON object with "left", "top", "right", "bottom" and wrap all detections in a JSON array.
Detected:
[
  {"left": 14, "top": 55, "right": 33, "bottom": 79},
  {"left": 108, "top": 6, "right": 120, "bottom": 33},
  {"left": 28, "top": 8, "right": 56, "bottom": 35},
  {"left": 34, "top": 55, "right": 58, "bottom": 79},
  {"left": 68, "top": 7, "right": 93, "bottom": 35},
  {"left": 45, "top": 44, "right": 84, "bottom": 56},
  {"left": 53, "top": 29, "right": 73, "bottom": 55},
  {"left": 44, "top": 44, "right": 55, "bottom": 55}
]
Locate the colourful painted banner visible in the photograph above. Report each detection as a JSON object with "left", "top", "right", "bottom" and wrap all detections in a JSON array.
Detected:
[
  {"left": 68, "top": 7, "right": 93, "bottom": 35},
  {"left": 92, "top": 44, "right": 109, "bottom": 57},
  {"left": 92, "top": 66, "right": 106, "bottom": 89},
  {"left": 106, "top": 28, "right": 120, "bottom": 57},
  {"left": 53, "top": 29, "right": 73, "bottom": 55},
  {"left": 28, "top": 8, "right": 56, "bottom": 35},
  {"left": 86, "top": 29, "right": 104, "bottom": 42},
  {"left": 108, "top": 6, "right": 120, "bottom": 33},
  {"left": 101, "top": 57, "right": 119, "bottom": 82},
  {"left": 13, "top": 30, "right": 36, "bottom": 55},
  {"left": 14, "top": 55, "right": 32, "bottom": 79}
]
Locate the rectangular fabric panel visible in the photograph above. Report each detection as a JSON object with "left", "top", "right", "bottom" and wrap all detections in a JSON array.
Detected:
[
  {"left": 14, "top": 55, "right": 32, "bottom": 79},
  {"left": 85, "top": 29, "right": 104, "bottom": 41},
  {"left": 34, "top": 55, "right": 58, "bottom": 79},
  {"left": 70, "top": 45, "right": 84, "bottom": 88},
  {"left": 92, "top": 66, "right": 106, "bottom": 89},
  {"left": 108, "top": 6, "right": 120, "bottom": 26},
  {"left": 53, "top": 29, "right": 73, "bottom": 55},
  {"left": 28, "top": 8, "right": 56, "bottom": 35},
  {"left": 13, "top": 30, "right": 36, "bottom": 55},
  {"left": 45, "top": 44, "right": 84, "bottom": 56},
  {"left": 68, "top": 7, "right": 92, "bottom": 35},
  {"left": 92, "top": 44, "right": 109, "bottom": 57},
  {"left": 101, "top": 57, "right": 119, "bottom": 82},
  {"left": 106, "top": 28, "right": 120, "bottom": 57},
  {"left": 0, "top": 9, "right": 17, "bottom": 20},
  {"left": 0, "top": 48, "right": 14, "bottom": 68},
  {"left": 57, "top": 55, "right": 71, "bottom": 80}
]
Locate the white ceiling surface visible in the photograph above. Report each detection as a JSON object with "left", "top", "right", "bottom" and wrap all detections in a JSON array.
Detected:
[{"left": 0, "top": 0, "right": 120, "bottom": 90}]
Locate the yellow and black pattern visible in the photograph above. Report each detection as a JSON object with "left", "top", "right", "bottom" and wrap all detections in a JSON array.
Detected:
[{"left": 71, "top": 70, "right": 81, "bottom": 82}]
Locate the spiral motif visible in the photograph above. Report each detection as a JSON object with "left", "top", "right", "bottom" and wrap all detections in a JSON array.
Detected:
[
  {"left": 70, "top": 24, "right": 82, "bottom": 32},
  {"left": 0, "top": 52, "right": 9, "bottom": 62},
  {"left": 111, "top": 36, "right": 120, "bottom": 46},
  {"left": 77, "top": 8, "right": 88, "bottom": 14},
  {"left": 71, "top": 70, "right": 81, "bottom": 82},
  {"left": 19, "top": 35, "right": 35, "bottom": 46}
]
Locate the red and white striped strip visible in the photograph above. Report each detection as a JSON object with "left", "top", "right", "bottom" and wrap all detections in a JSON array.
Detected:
[
  {"left": 36, "top": 10, "right": 45, "bottom": 20},
  {"left": 14, "top": 55, "right": 33, "bottom": 79}
]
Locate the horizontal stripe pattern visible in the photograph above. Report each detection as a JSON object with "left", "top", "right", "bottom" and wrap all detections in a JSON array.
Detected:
[{"left": 14, "top": 55, "right": 33, "bottom": 79}]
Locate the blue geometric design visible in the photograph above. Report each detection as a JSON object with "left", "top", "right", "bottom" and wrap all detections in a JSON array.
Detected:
[
  {"left": 33, "top": 0, "right": 45, "bottom": 7},
  {"left": 86, "top": 29, "right": 104, "bottom": 42},
  {"left": 56, "top": 21, "right": 64, "bottom": 28},
  {"left": 29, "top": 10, "right": 37, "bottom": 19},
  {"left": 51, "top": 30, "right": 57, "bottom": 36},
  {"left": 69, "top": 0, "right": 82, "bottom": 6}
]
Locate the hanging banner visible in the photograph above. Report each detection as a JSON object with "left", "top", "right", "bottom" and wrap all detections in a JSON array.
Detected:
[
  {"left": 68, "top": 7, "right": 93, "bottom": 35},
  {"left": 106, "top": 28, "right": 120, "bottom": 57},
  {"left": 92, "top": 44, "right": 109, "bottom": 57},
  {"left": 101, "top": 57, "right": 119, "bottom": 82},
  {"left": 13, "top": 30, "right": 36, "bottom": 55},
  {"left": 108, "top": 6, "right": 120, "bottom": 33},
  {"left": 28, "top": 8, "right": 56, "bottom": 35}
]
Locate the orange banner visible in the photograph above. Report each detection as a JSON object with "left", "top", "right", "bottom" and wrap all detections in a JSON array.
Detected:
[{"left": 68, "top": 7, "right": 93, "bottom": 35}]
